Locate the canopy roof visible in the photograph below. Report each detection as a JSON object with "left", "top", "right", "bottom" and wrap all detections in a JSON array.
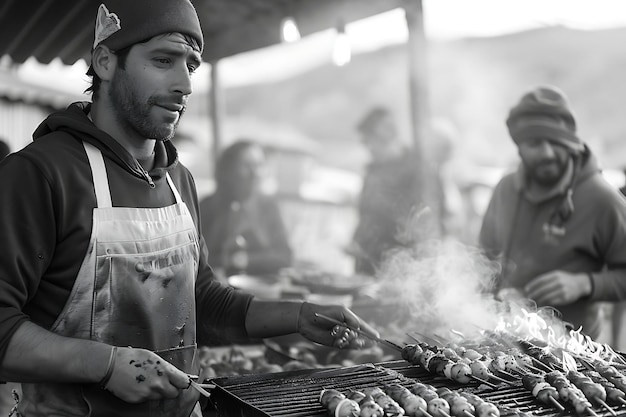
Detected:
[{"left": 0, "top": 0, "right": 406, "bottom": 65}]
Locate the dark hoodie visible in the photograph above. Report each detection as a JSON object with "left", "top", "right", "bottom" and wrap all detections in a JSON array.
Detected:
[
  {"left": 0, "top": 102, "right": 252, "bottom": 363},
  {"left": 479, "top": 148, "right": 626, "bottom": 338}
]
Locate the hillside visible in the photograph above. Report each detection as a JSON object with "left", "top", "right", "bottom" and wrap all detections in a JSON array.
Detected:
[{"left": 219, "top": 25, "right": 626, "bottom": 173}]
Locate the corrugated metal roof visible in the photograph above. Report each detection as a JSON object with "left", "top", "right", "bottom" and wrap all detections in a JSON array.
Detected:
[{"left": 1, "top": 0, "right": 406, "bottom": 65}]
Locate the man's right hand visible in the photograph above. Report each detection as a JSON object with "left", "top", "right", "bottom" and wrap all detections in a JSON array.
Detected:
[{"left": 104, "top": 347, "right": 191, "bottom": 403}]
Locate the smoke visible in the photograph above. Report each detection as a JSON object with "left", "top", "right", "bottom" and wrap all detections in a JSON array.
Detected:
[
  {"left": 367, "top": 207, "right": 578, "bottom": 346},
  {"left": 374, "top": 234, "right": 503, "bottom": 341}
]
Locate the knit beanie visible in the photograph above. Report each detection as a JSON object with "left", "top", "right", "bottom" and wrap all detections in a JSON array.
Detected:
[
  {"left": 506, "top": 86, "right": 584, "bottom": 153},
  {"left": 357, "top": 107, "right": 392, "bottom": 133},
  {"left": 93, "top": 0, "right": 203, "bottom": 53}
]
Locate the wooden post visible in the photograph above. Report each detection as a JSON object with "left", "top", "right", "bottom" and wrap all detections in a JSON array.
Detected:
[{"left": 403, "top": 0, "right": 442, "bottom": 238}]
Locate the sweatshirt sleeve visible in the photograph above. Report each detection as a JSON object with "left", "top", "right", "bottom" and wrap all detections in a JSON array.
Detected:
[
  {"left": 588, "top": 190, "right": 626, "bottom": 301},
  {"left": 195, "top": 272, "right": 254, "bottom": 346},
  {"left": 0, "top": 153, "right": 57, "bottom": 364}
]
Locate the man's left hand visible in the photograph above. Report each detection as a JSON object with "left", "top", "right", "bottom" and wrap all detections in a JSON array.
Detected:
[
  {"left": 297, "top": 302, "right": 380, "bottom": 350},
  {"left": 524, "top": 270, "right": 592, "bottom": 306}
]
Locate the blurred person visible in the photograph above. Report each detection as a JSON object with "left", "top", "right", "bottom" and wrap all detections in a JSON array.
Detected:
[
  {"left": 347, "top": 107, "right": 424, "bottom": 276},
  {"left": 0, "top": 1, "right": 379, "bottom": 416},
  {"left": 429, "top": 118, "right": 467, "bottom": 242},
  {"left": 199, "top": 140, "right": 293, "bottom": 278},
  {"left": 479, "top": 85, "right": 626, "bottom": 340}
]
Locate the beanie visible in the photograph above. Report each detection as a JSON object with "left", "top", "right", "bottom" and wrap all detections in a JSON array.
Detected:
[
  {"left": 93, "top": 0, "right": 203, "bottom": 53},
  {"left": 357, "top": 107, "right": 391, "bottom": 133},
  {"left": 506, "top": 85, "right": 584, "bottom": 153}
]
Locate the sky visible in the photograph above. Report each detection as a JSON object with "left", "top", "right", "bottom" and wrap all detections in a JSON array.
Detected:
[{"left": 14, "top": 0, "right": 626, "bottom": 92}]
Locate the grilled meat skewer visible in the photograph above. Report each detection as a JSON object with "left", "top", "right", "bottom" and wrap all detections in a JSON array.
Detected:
[
  {"left": 320, "top": 389, "right": 361, "bottom": 417},
  {"left": 409, "top": 382, "right": 452, "bottom": 417},
  {"left": 521, "top": 373, "right": 565, "bottom": 411},
  {"left": 545, "top": 371, "right": 597, "bottom": 416},
  {"left": 587, "top": 371, "right": 626, "bottom": 405},
  {"left": 362, "top": 386, "right": 406, "bottom": 417},
  {"left": 567, "top": 370, "right": 616, "bottom": 416},
  {"left": 385, "top": 384, "right": 433, "bottom": 417},
  {"left": 459, "top": 392, "right": 500, "bottom": 417}
]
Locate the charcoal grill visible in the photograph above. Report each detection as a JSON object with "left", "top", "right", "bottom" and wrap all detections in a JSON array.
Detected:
[{"left": 208, "top": 360, "right": 626, "bottom": 417}]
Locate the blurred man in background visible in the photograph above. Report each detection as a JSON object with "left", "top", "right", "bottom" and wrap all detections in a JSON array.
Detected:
[
  {"left": 348, "top": 107, "right": 423, "bottom": 276},
  {"left": 479, "top": 85, "right": 626, "bottom": 340}
]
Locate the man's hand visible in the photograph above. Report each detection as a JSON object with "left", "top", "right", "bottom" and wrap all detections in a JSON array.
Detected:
[
  {"left": 104, "top": 347, "right": 191, "bottom": 403},
  {"left": 297, "top": 302, "right": 380, "bottom": 350},
  {"left": 524, "top": 270, "right": 592, "bottom": 306}
]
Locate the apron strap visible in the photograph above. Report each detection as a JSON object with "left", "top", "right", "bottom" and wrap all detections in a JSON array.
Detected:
[
  {"left": 83, "top": 141, "right": 184, "bottom": 207},
  {"left": 166, "top": 173, "right": 183, "bottom": 204},
  {"left": 83, "top": 141, "right": 112, "bottom": 208}
]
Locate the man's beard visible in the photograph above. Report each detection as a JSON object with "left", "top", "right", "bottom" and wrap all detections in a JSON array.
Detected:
[
  {"left": 109, "top": 69, "right": 184, "bottom": 141},
  {"left": 525, "top": 156, "right": 570, "bottom": 187}
]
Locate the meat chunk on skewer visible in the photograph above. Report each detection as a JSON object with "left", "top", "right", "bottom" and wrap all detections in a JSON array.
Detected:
[
  {"left": 545, "top": 371, "right": 595, "bottom": 415},
  {"left": 587, "top": 371, "right": 626, "bottom": 405},
  {"left": 320, "top": 389, "right": 361, "bottom": 417},
  {"left": 521, "top": 373, "right": 564, "bottom": 411},
  {"left": 385, "top": 384, "right": 431, "bottom": 417},
  {"left": 459, "top": 392, "right": 500, "bottom": 417}
]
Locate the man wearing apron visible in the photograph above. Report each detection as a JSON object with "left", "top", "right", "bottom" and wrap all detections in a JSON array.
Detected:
[{"left": 0, "top": 1, "right": 379, "bottom": 415}]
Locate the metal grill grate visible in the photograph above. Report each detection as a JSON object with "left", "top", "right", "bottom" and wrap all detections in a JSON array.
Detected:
[{"left": 210, "top": 360, "right": 626, "bottom": 417}]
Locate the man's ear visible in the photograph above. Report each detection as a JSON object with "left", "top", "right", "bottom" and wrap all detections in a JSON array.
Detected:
[{"left": 91, "top": 45, "right": 117, "bottom": 81}]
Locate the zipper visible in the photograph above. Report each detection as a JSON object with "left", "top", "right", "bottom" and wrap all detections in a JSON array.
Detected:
[{"left": 138, "top": 164, "right": 155, "bottom": 188}]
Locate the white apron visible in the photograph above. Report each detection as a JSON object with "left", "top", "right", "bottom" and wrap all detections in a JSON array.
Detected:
[{"left": 19, "top": 142, "right": 202, "bottom": 417}]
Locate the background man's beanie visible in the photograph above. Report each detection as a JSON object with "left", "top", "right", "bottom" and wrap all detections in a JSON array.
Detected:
[
  {"left": 357, "top": 107, "right": 391, "bottom": 132},
  {"left": 506, "top": 85, "right": 584, "bottom": 153},
  {"left": 93, "top": 0, "right": 204, "bottom": 53}
]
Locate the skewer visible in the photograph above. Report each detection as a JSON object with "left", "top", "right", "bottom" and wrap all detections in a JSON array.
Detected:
[
  {"left": 409, "top": 331, "right": 445, "bottom": 346},
  {"left": 420, "top": 408, "right": 434, "bottom": 417},
  {"left": 523, "top": 363, "right": 547, "bottom": 374},
  {"left": 495, "top": 369, "right": 520, "bottom": 379},
  {"left": 618, "top": 398, "right": 626, "bottom": 407},
  {"left": 433, "top": 333, "right": 449, "bottom": 343},
  {"left": 382, "top": 338, "right": 406, "bottom": 352},
  {"left": 570, "top": 354, "right": 594, "bottom": 370},
  {"left": 586, "top": 407, "right": 600, "bottom": 417},
  {"left": 313, "top": 313, "right": 403, "bottom": 352},
  {"left": 189, "top": 380, "right": 211, "bottom": 397},
  {"left": 488, "top": 373, "right": 518, "bottom": 386},
  {"left": 468, "top": 375, "right": 498, "bottom": 389},
  {"left": 547, "top": 396, "right": 565, "bottom": 411},
  {"left": 406, "top": 333, "right": 421, "bottom": 343},
  {"left": 530, "top": 357, "right": 554, "bottom": 372},
  {"left": 597, "top": 398, "right": 618, "bottom": 416},
  {"left": 449, "top": 329, "right": 466, "bottom": 339},
  {"left": 462, "top": 410, "right": 474, "bottom": 417}
]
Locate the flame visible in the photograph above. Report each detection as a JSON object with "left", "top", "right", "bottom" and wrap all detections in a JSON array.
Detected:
[{"left": 562, "top": 351, "right": 577, "bottom": 373}]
